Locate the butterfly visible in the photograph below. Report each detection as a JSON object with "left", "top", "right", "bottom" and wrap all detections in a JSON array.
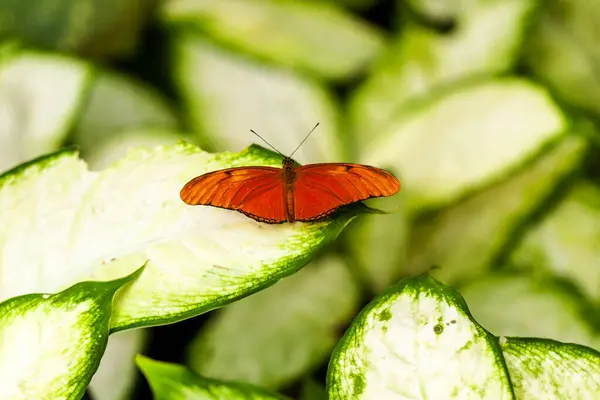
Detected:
[{"left": 180, "top": 124, "right": 400, "bottom": 223}]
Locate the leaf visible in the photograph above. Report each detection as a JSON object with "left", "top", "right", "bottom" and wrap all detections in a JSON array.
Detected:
[
  {"left": 72, "top": 69, "right": 181, "bottom": 164},
  {"left": 83, "top": 128, "right": 196, "bottom": 170},
  {"left": 161, "top": 0, "right": 384, "bottom": 80},
  {"left": 0, "top": 268, "right": 142, "bottom": 399},
  {"left": 510, "top": 180, "right": 600, "bottom": 305},
  {"left": 460, "top": 275, "right": 599, "bottom": 350},
  {"left": 172, "top": 36, "right": 344, "bottom": 164},
  {"left": 351, "top": 0, "right": 537, "bottom": 140},
  {"left": 0, "top": 50, "right": 92, "bottom": 172},
  {"left": 361, "top": 78, "right": 568, "bottom": 211},
  {"left": 0, "top": 144, "right": 359, "bottom": 332},
  {"left": 501, "top": 337, "right": 600, "bottom": 398},
  {"left": 88, "top": 329, "right": 149, "bottom": 400},
  {"left": 187, "top": 255, "right": 360, "bottom": 389},
  {"left": 76, "top": 0, "right": 160, "bottom": 59},
  {"left": 346, "top": 196, "right": 408, "bottom": 292},
  {"left": 404, "top": 135, "right": 588, "bottom": 284},
  {"left": 137, "top": 355, "right": 290, "bottom": 400},
  {"left": 0, "top": 0, "right": 157, "bottom": 58},
  {"left": 327, "top": 273, "right": 514, "bottom": 399},
  {"left": 525, "top": 0, "right": 600, "bottom": 115},
  {"left": 404, "top": 0, "right": 460, "bottom": 23}
]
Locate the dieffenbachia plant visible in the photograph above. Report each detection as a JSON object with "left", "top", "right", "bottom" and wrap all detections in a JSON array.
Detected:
[
  {"left": 0, "top": 143, "right": 359, "bottom": 398},
  {"left": 327, "top": 273, "right": 600, "bottom": 399},
  {"left": 1, "top": 139, "right": 598, "bottom": 399},
  {"left": 0, "top": 269, "right": 143, "bottom": 399},
  {"left": 137, "top": 355, "right": 291, "bottom": 400},
  {"left": 119, "top": 272, "right": 600, "bottom": 398}
]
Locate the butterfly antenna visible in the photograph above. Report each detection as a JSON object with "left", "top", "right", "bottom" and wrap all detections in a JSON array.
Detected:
[
  {"left": 289, "top": 122, "right": 320, "bottom": 158},
  {"left": 250, "top": 129, "right": 284, "bottom": 157}
]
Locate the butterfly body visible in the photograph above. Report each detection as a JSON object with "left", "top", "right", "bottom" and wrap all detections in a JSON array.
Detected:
[
  {"left": 282, "top": 157, "right": 296, "bottom": 222},
  {"left": 180, "top": 156, "right": 400, "bottom": 224}
]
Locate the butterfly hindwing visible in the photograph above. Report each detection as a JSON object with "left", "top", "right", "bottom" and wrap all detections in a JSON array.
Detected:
[
  {"left": 180, "top": 166, "right": 287, "bottom": 223},
  {"left": 292, "top": 163, "right": 400, "bottom": 221}
]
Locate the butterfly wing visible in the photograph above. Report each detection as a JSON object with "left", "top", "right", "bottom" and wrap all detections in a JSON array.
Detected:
[
  {"left": 180, "top": 166, "right": 287, "bottom": 223},
  {"left": 293, "top": 163, "right": 400, "bottom": 221}
]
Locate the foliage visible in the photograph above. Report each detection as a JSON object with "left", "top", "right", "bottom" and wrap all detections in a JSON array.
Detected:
[{"left": 0, "top": 0, "right": 599, "bottom": 399}]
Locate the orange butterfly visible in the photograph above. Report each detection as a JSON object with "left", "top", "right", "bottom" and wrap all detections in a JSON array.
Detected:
[{"left": 180, "top": 124, "right": 400, "bottom": 223}]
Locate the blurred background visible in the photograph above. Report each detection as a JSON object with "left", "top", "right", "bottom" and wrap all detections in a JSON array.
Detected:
[{"left": 1, "top": 0, "right": 599, "bottom": 399}]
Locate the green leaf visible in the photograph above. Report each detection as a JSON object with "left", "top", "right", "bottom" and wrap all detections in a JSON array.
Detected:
[
  {"left": 352, "top": 0, "right": 536, "bottom": 140},
  {"left": 461, "top": 275, "right": 599, "bottom": 350},
  {"left": 0, "top": 268, "right": 142, "bottom": 399},
  {"left": 161, "top": 0, "right": 384, "bottom": 80},
  {"left": 0, "top": 144, "right": 358, "bottom": 332},
  {"left": 501, "top": 337, "right": 600, "bottom": 398},
  {"left": 361, "top": 78, "right": 568, "bottom": 211},
  {"left": 72, "top": 69, "right": 181, "bottom": 166},
  {"left": 137, "top": 355, "right": 290, "bottom": 400},
  {"left": 510, "top": 180, "right": 600, "bottom": 305},
  {"left": 525, "top": 0, "right": 600, "bottom": 115},
  {"left": 0, "top": 0, "right": 157, "bottom": 58},
  {"left": 404, "top": 134, "right": 588, "bottom": 284},
  {"left": 327, "top": 273, "right": 514, "bottom": 399},
  {"left": 172, "top": 35, "right": 344, "bottom": 163},
  {"left": 0, "top": 50, "right": 92, "bottom": 172},
  {"left": 187, "top": 255, "right": 360, "bottom": 389}
]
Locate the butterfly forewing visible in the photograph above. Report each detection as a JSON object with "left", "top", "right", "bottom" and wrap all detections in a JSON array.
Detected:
[
  {"left": 292, "top": 163, "right": 400, "bottom": 221},
  {"left": 180, "top": 166, "right": 288, "bottom": 223}
]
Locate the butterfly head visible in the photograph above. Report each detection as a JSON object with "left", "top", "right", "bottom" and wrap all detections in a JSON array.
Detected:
[
  {"left": 282, "top": 157, "right": 295, "bottom": 170},
  {"left": 249, "top": 124, "right": 318, "bottom": 172}
]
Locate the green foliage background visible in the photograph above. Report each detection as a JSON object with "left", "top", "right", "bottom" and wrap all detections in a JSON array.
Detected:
[{"left": 0, "top": 0, "right": 599, "bottom": 399}]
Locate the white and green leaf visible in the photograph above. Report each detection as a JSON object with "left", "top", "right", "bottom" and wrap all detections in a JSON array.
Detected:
[
  {"left": 327, "top": 272, "right": 600, "bottom": 398},
  {"left": 404, "top": 134, "right": 588, "bottom": 284},
  {"left": 510, "top": 180, "right": 600, "bottom": 305},
  {"left": 72, "top": 69, "right": 181, "bottom": 166},
  {"left": 0, "top": 143, "right": 360, "bottom": 332},
  {"left": 161, "top": 0, "right": 384, "bottom": 80},
  {"left": 187, "top": 255, "right": 360, "bottom": 389},
  {"left": 501, "top": 337, "right": 600, "bottom": 398},
  {"left": 0, "top": 50, "right": 92, "bottom": 172},
  {"left": 352, "top": 0, "right": 536, "bottom": 140},
  {"left": 461, "top": 275, "right": 599, "bottom": 350},
  {"left": 172, "top": 35, "right": 343, "bottom": 164},
  {"left": 137, "top": 355, "right": 290, "bottom": 400},
  {"left": 404, "top": 0, "right": 460, "bottom": 23},
  {"left": 0, "top": 0, "right": 155, "bottom": 58},
  {"left": 327, "top": 273, "right": 514, "bottom": 399},
  {"left": 362, "top": 78, "right": 568, "bottom": 211},
  {"left": 82, "top": 128, "right": 195, "bottom": 171},
  {"left": 0, "top": 268, "right": 142, "bottom": 400},
  {"left": 346, "top": 196, "right": 408, "bottom": 292},
  {"left": 525, "top": 0, "right": 600, "bottom": 115}
]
